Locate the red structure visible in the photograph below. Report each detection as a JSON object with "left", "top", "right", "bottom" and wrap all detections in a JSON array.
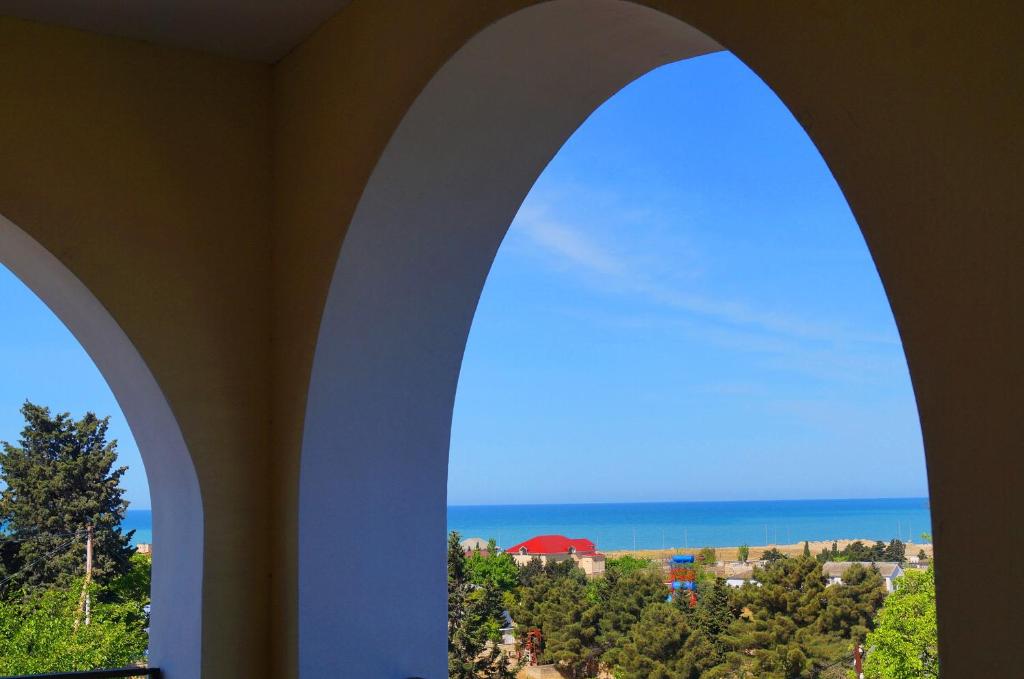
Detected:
[
  {"left": 523, "top": 628, "right": 543, "bottom": 666},
  {"left": 505, "top": 535, "right": 598, "bottom": 556}
]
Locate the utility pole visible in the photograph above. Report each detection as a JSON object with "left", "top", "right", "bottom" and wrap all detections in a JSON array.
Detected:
[
  {"left": 85, "top": 524, "right": 93, "bottom": 625},
  {"left": 75, "top": 524, "right": 94, "bottom": 630}
]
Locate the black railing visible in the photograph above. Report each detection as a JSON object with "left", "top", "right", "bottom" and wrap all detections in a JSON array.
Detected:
[{"left": 3, "top": 669, "right": 159, "bottom": 679}]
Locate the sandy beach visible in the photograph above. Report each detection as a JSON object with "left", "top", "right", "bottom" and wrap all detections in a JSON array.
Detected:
[{"left": 605, "top": 538, "right": 933, "bottom": 562}]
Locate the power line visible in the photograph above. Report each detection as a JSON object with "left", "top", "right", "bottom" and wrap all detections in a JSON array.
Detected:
[{"left": 0, "top": 535, "right": 82, "bottom": 589}]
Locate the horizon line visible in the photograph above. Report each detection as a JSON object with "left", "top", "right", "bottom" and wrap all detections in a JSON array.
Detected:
[{"left": 447, "top": 495, "right": 929, "bottom": 509}]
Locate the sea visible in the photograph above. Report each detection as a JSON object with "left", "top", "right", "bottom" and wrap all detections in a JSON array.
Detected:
[{"left": 124, "top": 497, "right": 931, "bottom": 551}]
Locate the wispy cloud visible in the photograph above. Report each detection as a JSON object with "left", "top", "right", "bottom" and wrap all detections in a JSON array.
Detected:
[{"left": 511, "top": 204, "right": 897, "bottom": 347}]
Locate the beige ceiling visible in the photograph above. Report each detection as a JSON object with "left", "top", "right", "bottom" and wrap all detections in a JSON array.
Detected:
[{"left": 0, "top": 0, "right": 351, "bottom": 62}]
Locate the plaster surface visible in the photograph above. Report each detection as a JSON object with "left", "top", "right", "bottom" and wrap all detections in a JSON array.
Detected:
[{"left": 0, "top": 215, "right": 203, "bottom": 679}]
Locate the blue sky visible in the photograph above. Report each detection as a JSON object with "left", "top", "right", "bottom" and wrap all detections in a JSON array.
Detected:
[
  {"left": 0, "top": 265, "right": 151, "bottom": 508},
  {"left": 0, "top": 52, "right": 927, "bottom": 511},
  {"left": 448, "top": 52, "right": 928, "bottom": 505}
]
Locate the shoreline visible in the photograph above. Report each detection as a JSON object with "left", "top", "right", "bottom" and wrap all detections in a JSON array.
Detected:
[{"left": 604, "top": 538, "right": 933, "bottom": 562}]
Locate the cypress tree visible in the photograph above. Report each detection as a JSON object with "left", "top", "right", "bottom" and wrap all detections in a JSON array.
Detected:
[{"left": 0, "top": 403, "right": 134, "bottom": 590}]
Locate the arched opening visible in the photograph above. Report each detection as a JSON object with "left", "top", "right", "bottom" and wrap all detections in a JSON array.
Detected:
[
  {"left": 0, "top": 213, "right": 203, "bottom": 678},
  {"left": 298, "top": 1, "right": 938, "bottom": 676},
  {"left": 447, "top": 50, "right": 932, "bottom": 676}
]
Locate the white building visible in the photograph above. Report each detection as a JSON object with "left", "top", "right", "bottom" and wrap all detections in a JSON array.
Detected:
[{"left": 822, "top": 561, "right": 903, "bottom": 592}]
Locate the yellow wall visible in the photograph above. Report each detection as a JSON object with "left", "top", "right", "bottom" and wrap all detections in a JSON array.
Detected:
[
  {"left": 0, "top": 16, "right": 273, "bottom": 679},
  {"left": 0, "top": 1, "right": 1021, "bottom": 676}
]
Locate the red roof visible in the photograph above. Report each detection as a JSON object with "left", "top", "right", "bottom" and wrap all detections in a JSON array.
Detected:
[{"left": 506, "top": 535, "right": 598, "bottom": 556}]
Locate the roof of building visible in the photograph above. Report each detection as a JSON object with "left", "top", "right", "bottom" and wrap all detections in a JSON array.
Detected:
[
  {"left": 460, "top": 537, "right": 491, "bottom": 552},
  {"left": 506, "top": 535, "right": 598, "bottom": 556},
  {"left": 723, "top": 568, "right": 755, "bottom": 581},
  {"left": 822, "top": 561, "right": 903, "bottom": 578}
]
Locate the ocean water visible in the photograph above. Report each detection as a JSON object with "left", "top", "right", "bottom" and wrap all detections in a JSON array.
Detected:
[
  {"left": 448, "top": 498, "right": 931, "bottom": 551},
  {"left": 123, "top": 509, "right": 153, "bottom": 545},
  {"left": 123, "top": 498, "right": 932, "bottom": 551}
]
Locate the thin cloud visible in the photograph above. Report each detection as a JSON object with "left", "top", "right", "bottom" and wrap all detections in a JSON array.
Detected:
[{"left": 511, "top": 204, "right": 897, "bottom": 347}]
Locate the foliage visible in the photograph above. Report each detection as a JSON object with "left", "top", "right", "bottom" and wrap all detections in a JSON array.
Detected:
[
  {"left": 463, "top": 540, "right": 900, "bottom": 678},
  {"left": 863, "top": 565, "right": 938, "bottom": 678},
  {"left": 0, "top": 403, "right": 134, "bottom": 590},
  {"left": 608, "top": 602, "right": 693, "bottom": 678},
  {"left": 697, "top": 547, "right": 717, "bottom": 565},
  {"left": 448, "top": 532, "right": 518, "bottom": 679},
  {"left": 0, "top": 555, "right": 150, "bottom": 674},
  {"left": 816, "top": 564, "right": 886, "bottom": 641},
  {"left": 605, "top": 555, "right": 653, "bottom": 577},
  {"left": 737, "top": 545, "right": 750, "bottom": 563},
  {"left": 831, "top": 540, "right": 905, "bottom": 563},
  {"left": 467, "top": 539, "right": 520, "bottom": 594},
  {"left": 724, "top": 556, "right": 886, "bottom": 678},
  {"left": 761, "top": 548, "right": 788, "bottom": 563},
  {"left": 591, "top": 567, "right": 667, "bottom": 658},
  {"left": 513, "top": 562, "right": 599, "bottom": 678},
  {"left": 802, "top": 542, "right": 810, "bottom": 558}
]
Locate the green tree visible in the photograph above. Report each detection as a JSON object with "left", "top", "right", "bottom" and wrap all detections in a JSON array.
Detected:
[
  {"left": 761, "top": 548, "right": 787, "bottom": 564},
  {"left": 816, "top": 563, "right": 886, "bottom": 641},
  {"left": 698, "top": 547, "right": 717, "bottom": 565},
  {"left": 467, "top": 539, "right": 520, "bottom": 594},
  {"left": 513, "top": 563, "right": 599, "bottom": 678},
  {"left": 607, "top": 602, "right": 692, "bottom": 679},
  {"left": 737, "top": 545, "right": 750, "bottom": 563},
  {"left": 0, "top": 403, "right": 134, "bottom": 590},
  {"left": 0, "top": 555, "right": 150, "bottom": 674},
  {"left": 448, "top": 532, "right": 516, "bottom": 679},
  {"left": 605, "top": 555, "right": 653, "bottom": 577},
  {"left": 591, "top": 567, "right": 666, "bottom": 660},
  {"left": 863, "top": 566, "right": 938, "bottom": 679},
  {"left": 802, "top": 542, "right": 810, "bottom": 558},
  {"left": 882, "top": 539, "right": 905, "bottom": 562}
]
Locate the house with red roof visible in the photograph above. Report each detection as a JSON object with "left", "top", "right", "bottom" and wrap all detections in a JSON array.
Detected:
[{"left": 506, "top": 534, "right": 606, "bottom": 577}]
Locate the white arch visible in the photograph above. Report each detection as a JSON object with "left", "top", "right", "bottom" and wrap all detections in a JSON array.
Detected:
[
  {"left": 0, "top": 213, "right": 203, "bottom": 679},
  {"left": 298, "top": 2, "right": 720, "bottom": 676}
]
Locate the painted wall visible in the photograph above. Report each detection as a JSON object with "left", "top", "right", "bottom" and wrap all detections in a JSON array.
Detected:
[
  {"left": 0, "top": 16, "right": 273, "bottom": 679},
  {"left": 0, "top": 0, "right": 1019, "bottom": 677}
]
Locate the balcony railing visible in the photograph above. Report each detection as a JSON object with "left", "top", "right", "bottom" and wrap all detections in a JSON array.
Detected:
[{"left": 2, "top": 669, "right": 160, "bottom": 679}]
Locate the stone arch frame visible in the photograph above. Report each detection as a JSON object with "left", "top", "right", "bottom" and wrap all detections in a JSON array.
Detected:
[
  {"left": 0, "top": 213, "right": 203, "bottom": 679},
  {"left": 294, "top": 1, "right": 965, "bottom": 677}
]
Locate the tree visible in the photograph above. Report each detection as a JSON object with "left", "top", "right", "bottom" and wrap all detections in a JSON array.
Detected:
[
  {"left": 0, "top": 554, "right": 150, "bottom": 674},
  {"left": 737, "top": 545, "right": 750, "bottom": 563},
  {"left": 448, "top": 532, "right": 516, "bottom": 679},
  {"left": 605, "top": 555, "right": 653, "bottom": 577},
  {"left": 607, "top": 602, "right": 692, "bottom": 679},
  {"left": 467, "top": 539, "right": 520, "bottom": 594},
  {"left": 698, "top": 547, "right": 717, "bottom": 565},
  {"left": 591, "top": 567, "right": 666, "bottom": 659},
  {"left": 513, "top": 565, "right": 599, "bottom": 678},
  {"left": 802, "top": 542, "right": 811, "bottom": 558},
  {"left": 0, "top": 403, "right": 134, "bottom": 590},
  {"left": 816, "top": 563, "right": 886, "bottom": 640},
  {"left": 863, "top": 565, "right": 938, "bottom": 678},
  {"left": 761, "top": 548, "right": 787, "bottom": 563},
  {"left": 882, "top": 539, "right": 905, "bottom": 562}
]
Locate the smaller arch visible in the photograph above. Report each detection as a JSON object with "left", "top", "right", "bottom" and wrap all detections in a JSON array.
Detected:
[{"left": 0, "top": 213, "right": 203, "bottom": 679}]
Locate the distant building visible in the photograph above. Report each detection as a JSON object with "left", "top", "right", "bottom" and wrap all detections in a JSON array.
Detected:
[
  {"left": 822, "top": 561, "right": 903, "bottom": 592},
  {"left": 136, "top": 543, "right": 152, "bottom": 555},
  {"left": 506, "top": 535, "right": 605, "bottom": 576},
  {"left": 460, "top": 536, "right": 491, "bottom": 555},
  {"left": 723, "top": 567, "right": 756, "bottom": 588}
]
